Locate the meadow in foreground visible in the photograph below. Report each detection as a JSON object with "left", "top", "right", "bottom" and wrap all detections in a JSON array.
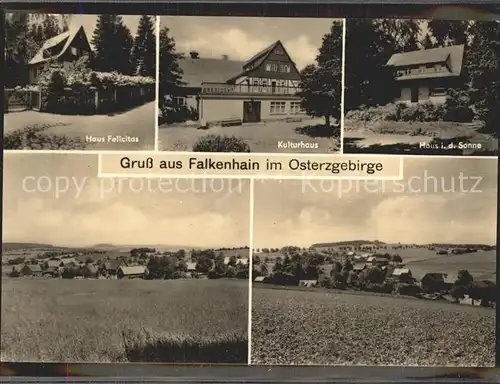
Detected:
[
  {"left": 1, "top": 278, "right": 248, "bottom": 363},
  {"left": 252, "top": 286, "right": 495, "bottom": 366}
]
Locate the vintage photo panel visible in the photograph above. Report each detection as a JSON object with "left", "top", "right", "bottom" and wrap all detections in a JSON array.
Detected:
[
  {"left": 4, "top": 14, "right": 157, "bottom": 150},
  {"left": 343, "top": 19, "right": 499, "bottom": 156},
  {"left": 2, "top": 154, "right": 250, "bottom": 363},
  {"left": 158, "top": 16, "right": 343, "bottom": 154},
  {"left": 251, "top": 157, "right": 497, "bottom": 366}
]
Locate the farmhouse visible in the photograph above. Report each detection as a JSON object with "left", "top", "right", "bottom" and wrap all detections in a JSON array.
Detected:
[
  {"left": 20, "top": 264, "right": 42, "bottom": 277},
  {"left": 42, "top": 266, "right": 59, "bottom": 278},
  {"left": 391, "top": 268, "right": 413, "bottom": 283},
  {"left": 27, "top": 25, "right": 92, "bottom": 85},
  {"left": 186, "top": 262, "right": 197, "bottom": 272},
  {"left": 174, "top": 41, "right": 306, "bottom": 125},
  {"left": 45, "top": 259, "right": 61, "bottom": 268},
  {"left": 421, "top": 273, "right": 452, "bottom": 293},
  {"left": 386, "top": 44, "right": 464, "bottom": 104},
  {"left": 352, "top": 263, "right": 366, "bottom": 273},
  {"left": 102, "top": 259, "right": 126, "bottom": 275},
  {"left": 117, "top": 265, "right": 148, "bottom": 279}
]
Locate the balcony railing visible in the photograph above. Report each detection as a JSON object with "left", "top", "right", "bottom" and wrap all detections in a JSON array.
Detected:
[{"left": 201, "top": 82, "right": 300, "bottom": 96}]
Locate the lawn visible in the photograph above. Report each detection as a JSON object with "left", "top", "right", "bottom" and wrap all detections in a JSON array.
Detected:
[
  {"left": 343, "top": 119, "right": 498, "bottom": 155},
  {"left": 1, "top": 278, "right": 248, "bottom": 363},
  {"left": 252, "top": 286, "right": 495, "bottom": 366},
  {"left": 3, "top": 102, "right": 155, "bottom": 150},
  {"left": 158, "top": 118, "right": 341, "bottom": 153}
]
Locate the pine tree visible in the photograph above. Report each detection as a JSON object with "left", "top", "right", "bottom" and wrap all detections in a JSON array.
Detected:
[
  {"left": 91, "top": 15, "right": 133, "bottom": 74},
  {"left": 159, "top": 26, "right": 185, "bottom": 102},
  {"left": 41, "top": 15, "right": 61, "bottom": 40},
  {"left": 427, "top": 19, "right": 469, "bottom": 47},
  {"left": 421, "top": 33, "right": 434, "bottom": 49},
  {"left": 131, "top": 15, "right": 156, "bottom": 77},
  {"left": 297, "top": 21, "right": 342, "bottom": 128},
  {"left": 467, "top": 21, "right": 500, "bottom": 132}
]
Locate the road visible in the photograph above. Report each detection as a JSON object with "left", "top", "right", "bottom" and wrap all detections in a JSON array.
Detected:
[{"left": 4, "top": 102, "right": 156, "bottom": 150}]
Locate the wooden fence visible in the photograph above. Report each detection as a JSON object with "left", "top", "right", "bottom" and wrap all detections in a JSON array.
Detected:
[
  {"left": 4, "top": 83, "right": 155, "bottom": 115},
  {"left": 4, "top": 89, "right": 42, "bottom": 112}
]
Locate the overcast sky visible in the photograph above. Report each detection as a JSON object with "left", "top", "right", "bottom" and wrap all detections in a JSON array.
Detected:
[
  {"left": 160, "top": 16, "right": 341, "bottom": 70},
  {"left": 254, "top": 158, "right": 498, "bottom": 248},
  {"left": 3, "top": 154, "right": 249, "bottom": 248}
]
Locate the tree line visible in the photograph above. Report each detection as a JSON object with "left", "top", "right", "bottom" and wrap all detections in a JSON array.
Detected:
[{"left": 5, "top": 13, "right": 156, "bottom": 87}]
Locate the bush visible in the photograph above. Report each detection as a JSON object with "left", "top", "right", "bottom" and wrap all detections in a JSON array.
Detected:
[
  {"left": 443, "top": 89, "right": 474, "bottom": 123},
  {"left": 192, "top": 135, "right": 250, "bottom": 152},
  {"left": 4, "top": 124, "right": 87, "bottom": 150},
  {"left": 398, "top": 283, "right": 422, "bottom": 297}
]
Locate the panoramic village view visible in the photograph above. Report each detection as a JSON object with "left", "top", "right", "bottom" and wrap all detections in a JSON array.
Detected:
[
  {"left": 2, "top": 154, "right": 250, "bottom": 363},
  {"left": 4, "top": 13, "right": 156, "bottom": 150},
  {"left": 158, "top": 17, "right": 342, "bottom": 153},
  {"left": 343, "top": 19, "right": 499, "bottom": 156},
  {"left": 251, "top": 157, "right": 497, "bottom": 366}
]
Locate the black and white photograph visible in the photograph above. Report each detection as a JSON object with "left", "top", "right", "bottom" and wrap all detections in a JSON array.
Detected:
[
  {"left": 4, "top": 13, "right": 156, "bottom": 150},
  {"left": 158, "top": 17, "right": 342, "bottom": 153},
  {"left": 2, "top": 154, "right": 249, "bottom": 363},
  {"left": 343, "top": 19, "right": 499, "bottom": 156},
  {"left": 251, "top": 157, "right": 497, "bottom": 366}
]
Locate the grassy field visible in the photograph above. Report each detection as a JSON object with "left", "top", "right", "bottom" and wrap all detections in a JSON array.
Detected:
[
  {"left": 251, "top": 286, "right": 495, "bottom": 366},
  {"left": 158, "top": 119, "right": 340, "bottom": 153},
  {"left": 2, "top": 278, "right": 248, "bottom": 363}
]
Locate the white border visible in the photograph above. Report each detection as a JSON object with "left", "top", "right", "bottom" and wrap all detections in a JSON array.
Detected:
[
  {"left": 3, "top": 150, "right": 497, "bottom": 160},
  {"left": 247, "top": 178, "right": 254, "bottom": 365},
  {"left": 154, "top": 16, "right": 160, "bottom": 151},
  {"left": 339, "top": 18, "right": 346, "bottom": 155}
]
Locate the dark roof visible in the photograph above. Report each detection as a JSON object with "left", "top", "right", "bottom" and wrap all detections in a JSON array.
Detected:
[
  {"left": 178, "top": 58, "right": 245, "bottom": 88},
  {"left": 387, "top": 44, "right": 464, "bottom": 80},
  {"left": 29, "top": 25, "right": 88, "bottom": 65},
  {"left": 43, "top": 266, "right": 58, "bottom": 274},
  {"left": 104, "top": 259, "right": 123, "bottom": 271},
  {"left": 23, "top": 264, "right": 42, "bottom": 272},
  {"left": 243, "top": 40, "right": 279, "bottom": 68},
  {"left": 421, "top": 273, "right": 446, "bottom": 282}
]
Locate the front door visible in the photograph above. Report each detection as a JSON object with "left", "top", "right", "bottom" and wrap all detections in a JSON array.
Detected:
[
  {"left": 411, "top": 86, "right": 419, "bottom": 103},
  {"left": 243, "top": 101, "right": 261, "bottom": 123}
]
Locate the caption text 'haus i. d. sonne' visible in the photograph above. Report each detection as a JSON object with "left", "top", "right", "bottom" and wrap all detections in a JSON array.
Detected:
[
  {"left": 175, "top": 41, "right": 306, "bottom": 125},
  {"left": 387, "top": 44, "right": 465, "bottom": 105}
]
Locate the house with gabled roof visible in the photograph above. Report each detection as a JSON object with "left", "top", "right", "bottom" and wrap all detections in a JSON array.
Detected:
[
  {"left": 27, "top": 25, "right": 92, "bottom": 85},
  {"left": 175, "top": 40, "right": 306, "bottom": 125},
  {"left": 117, "top": 265, "right": 148, "bottom": 279},
  {"left": 102, "top": 259, "right": 127, "bottom": 276},
  {"left": 386, "top": 44, "right": 465, "bottom": 104}
]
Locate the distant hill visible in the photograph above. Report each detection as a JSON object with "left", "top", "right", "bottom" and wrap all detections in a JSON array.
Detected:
[
  {"left": 2, "top": 242, "right": 55, "bottom": 251},
  {"left": 428, "top": 243, "right": 495, "bottom": 250},
  {"left": 90, "top": 243, "right": 116, "bottom": 249},
  {"left": 312, "top": 240, "right": 386, "bottom": 248}
]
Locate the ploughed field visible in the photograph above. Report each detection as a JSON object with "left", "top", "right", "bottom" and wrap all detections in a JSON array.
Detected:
[
  {"left": 252, "top": 286, "right": 495, "bottom": 366},
  {"left": 2, "top": 278, "right": 248, "bottom": 363}
]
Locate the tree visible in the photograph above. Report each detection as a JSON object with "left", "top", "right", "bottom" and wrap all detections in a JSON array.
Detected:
[
  {"left": 131, "top": 15, "right": 156, "bottom": 77},
  {"left": 195, "top": 256, "right": 213, "bottom": 274},
  {"left": 297, "top": 21, "right": 342, "bottom": 128},
  {"left": 91, "top": 15, "right": 134, "bottom": 74},
  {"left": 456, "top": 269, "right": 474, "bottom": 287},
  {"left": 421, "top": 33, "right": 434, "bottom": 49},
  {"left": 159, "top": 26, "right": 185, "bottom": 108},
  {"left": 467, "top": 21, "right": 500, "bottom": 133},
  {"left": 391, "top": 254, "right": 403, "bottom": 263},
  {"left": 228, "top": 255, "right": 237, "bottom": 267},
  {"left": 344, "top": 19, "right": 397, "bottom": 110},
  {"left": 260, "top": 263, "right": 269, "bottom": 276},
  {"left": 427, "top": 20, "right": 469, "bottom": 47}
]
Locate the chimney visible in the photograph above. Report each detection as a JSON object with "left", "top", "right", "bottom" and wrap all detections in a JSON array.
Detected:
[
  {"left": 189, "top": 51, "right": 199, "bottom": 59},
  {"left": 222, "top": 54, "right": 229, "bottom": 60}
]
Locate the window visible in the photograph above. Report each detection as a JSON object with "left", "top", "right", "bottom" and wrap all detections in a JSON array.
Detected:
[
  {"left": 173, "top": 96, "right": 186, "bottom": 106},
  {"left": 279, "top": 64, "right": 291, "bottom": 73},
  {"left": 290, "top": 101, "right": 303, "bottom": 114},
  {"left": 71, "top": 47, "right": 78, "bottom": 56},
  {"left": 431, "top": 87, "right": 447, "bottom": 96},
  {"left": 270, "top": 101, "right": 286, "bottom": 114},
  {"left": 266, "top": 63, "right": 279, "bottom": 72}
]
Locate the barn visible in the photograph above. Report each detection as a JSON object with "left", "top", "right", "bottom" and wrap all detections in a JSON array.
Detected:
[{"left": 117, "top": 265, "right": 148, "bottom": 279}]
